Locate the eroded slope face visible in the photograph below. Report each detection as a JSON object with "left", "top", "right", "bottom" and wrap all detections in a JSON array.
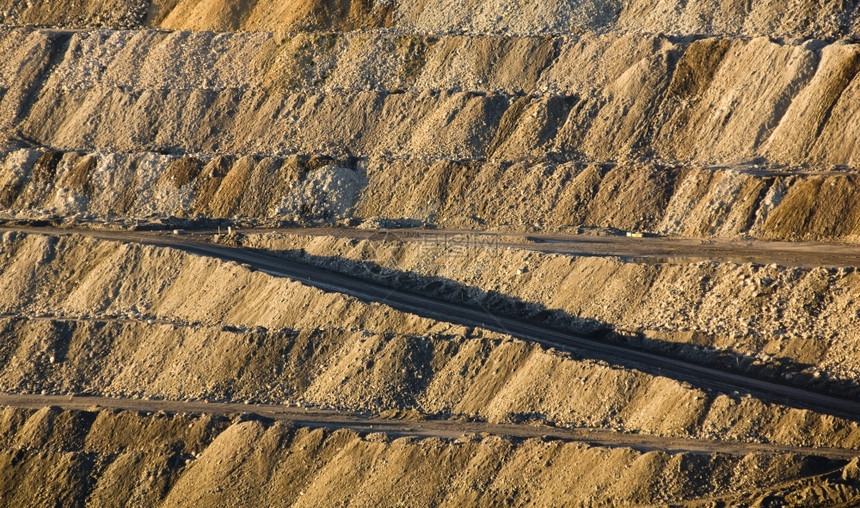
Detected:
[
  {"left": 1, "top": 0, "right": 860, "bottom": 505},
  {"left": 9, "top": 150, "right": 860, "bottom": 241},
  {"left": 1, "top": 29, "right": 858, "bottom": 166},
  {"left": 1, "top": 407, "right": 855, "bottom": 507},
  {"left": 0, "top": 232, "right": 858, "bottom": 508},
  {"left": 0, "top": 0, "right": 858, "bottom": 38},
  {"left": 0, "top": 28, "right": 860, "bottom": 241},
  {"left": 0, "top": 0, "right": 394, "bottom": 32},
  {"left": 242, "top": 232, "right": 860, "bottom": 387},
  {"left": 7, "top": 233, "right": 860, "bottom": 448}
]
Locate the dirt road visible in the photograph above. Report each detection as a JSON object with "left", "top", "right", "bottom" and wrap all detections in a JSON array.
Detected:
[
  {"left": 2, "top": 394, "right": 856, "bottom": 460},
  {"left": 5, "top": 226, "right": 860, "bottom": 423}
]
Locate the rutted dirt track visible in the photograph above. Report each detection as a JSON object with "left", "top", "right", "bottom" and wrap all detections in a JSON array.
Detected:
[
  {"left": 1, "top": 229, "right": 860, "bottom": 504},
  {"left": 8, "top": 226, "right": 860, "bottom": 422},
  {"left": 2, "top": 404, "right": 858, "bottom": 508},
  {"left": 2, "top": 0, "right": 860, "bottom": 505},
  {"left": 3, "top": 393, "right": 859, "bottom": 460},
  {"left": 2, "top": 23, "right": 860, "bottom": 241}
]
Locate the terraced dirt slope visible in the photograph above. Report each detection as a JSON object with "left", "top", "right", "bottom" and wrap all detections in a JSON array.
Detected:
[
  {"left": 1, "top": 0, "right": 859, "bottom": 38},
  {"left": 3, "top": 406, "right": 858, "bottom": 507},
  {"left": 1, "top": 0, "right": 860, "bottom": 506},
  {"left": 1, "top": 28, "right": 860, "bottom": 239}
]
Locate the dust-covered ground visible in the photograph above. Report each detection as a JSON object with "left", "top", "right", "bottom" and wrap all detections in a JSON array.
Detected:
[
  {"left": 7, "top": 232, "right": 860, "bottom": 448},
  {"left": 237, "top": 231, "right": 860, "bottom": 387},
  {"left": 0, "top": 232, "right": 858, "bottom": 507},
  {"left": 2, "top": 406, "right": 858, "bottom": 507},
  {"left": 0, "top": 0, "right": 858, "bottom": 38},
  {"left": 2, "top": 27, "right": 860, "bottom": 240},
  {"left": 1, "top": 0, "right": 860, "bottom": 505}
]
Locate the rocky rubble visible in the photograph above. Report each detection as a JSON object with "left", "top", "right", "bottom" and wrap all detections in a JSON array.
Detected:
[
  {"left": 1, "top": 406, "right": 854, "bottom": 507},
  {"left": 2, "top": 233, "right": 860, "bottom": 450},
  {"left": 1, "top": 0, "right": 859, "bottom": 504}
]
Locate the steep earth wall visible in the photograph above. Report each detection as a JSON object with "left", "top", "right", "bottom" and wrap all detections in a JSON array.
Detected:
[
  {"left": 243, "top": 232, "right": 860, "bottom": 385},
  {"left": 0, "top": 0, "right": 858, "bottom": 39},
  {"left": 2, "top": 1, "right": 859, "bottom": 505},
  {"left": 1, "top": 407, "right": 854, "bottom": 507},
  {"left": 2, "top": 233, "right": 859, "bottom": 448},
  {"left": 7, "top": 150, "right": 860, "bottom": 241},
  {"left": 2, "top": 27, "right": 860, "bottom": 241},
  {"left": 1, "top": 29, "right": 859, "bottom": 166}
]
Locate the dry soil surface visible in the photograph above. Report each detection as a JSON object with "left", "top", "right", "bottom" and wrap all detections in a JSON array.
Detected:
[{"left": 1, "top": 0, "right": 860, "bottom": 505}]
